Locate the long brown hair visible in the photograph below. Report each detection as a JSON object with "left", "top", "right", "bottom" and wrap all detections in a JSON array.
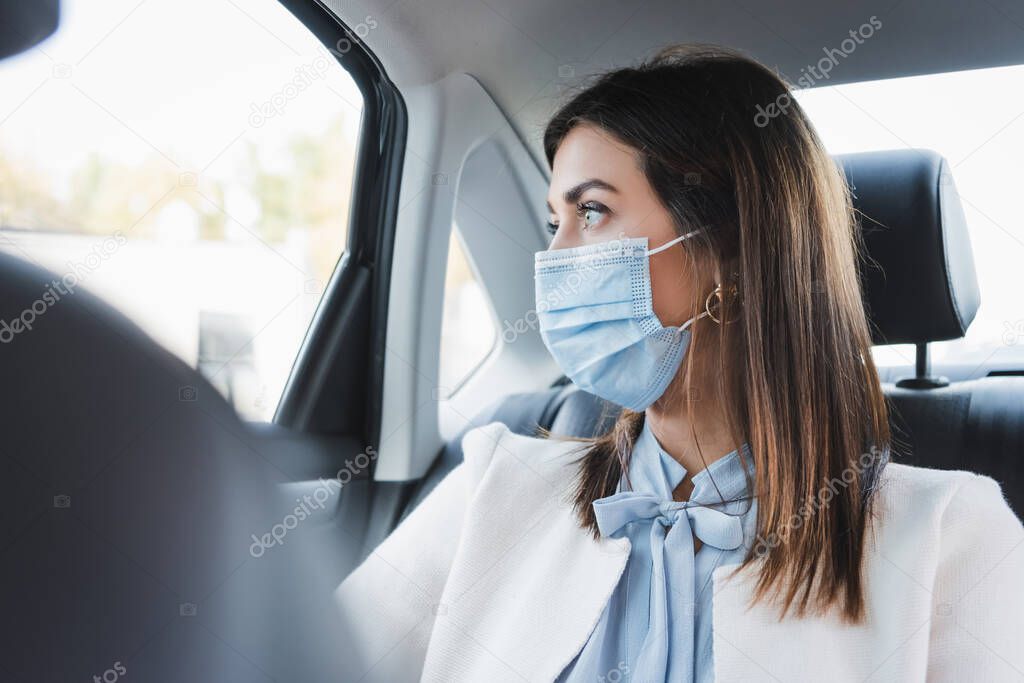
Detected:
[{"left": 543, "top": 44, "right": 890, "bottom": 623}]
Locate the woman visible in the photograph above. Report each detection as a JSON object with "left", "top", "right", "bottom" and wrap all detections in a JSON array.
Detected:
[{"left": 334, "top": 45, "right": 1024, "bottom": 682}]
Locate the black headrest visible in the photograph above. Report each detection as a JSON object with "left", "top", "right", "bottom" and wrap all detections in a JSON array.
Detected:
[
  {"left": 836, "top": 149, "right": 980, "bottom": 345},
  {"left": 0, "top": 0, "right": 59, "bottom": 60},
  {"left": 0, "top": 250, "right": 302, "bottom": 679}
]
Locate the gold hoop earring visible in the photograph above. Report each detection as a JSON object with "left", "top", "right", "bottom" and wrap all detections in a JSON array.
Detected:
[{"left": 704, "top": 283, "right": 739, "bottom": 324}]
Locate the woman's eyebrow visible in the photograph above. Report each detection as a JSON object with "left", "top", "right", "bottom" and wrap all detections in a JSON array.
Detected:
[{"left": 546, "top": 178, "right": 619, "bottom": 212}]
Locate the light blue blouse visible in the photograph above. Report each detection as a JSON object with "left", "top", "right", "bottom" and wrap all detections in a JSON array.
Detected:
[{"left": 556, "top": 419, "right": 758, "bottom": 683}]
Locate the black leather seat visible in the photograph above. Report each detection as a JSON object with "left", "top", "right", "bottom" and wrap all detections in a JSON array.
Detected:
[
  {"left": 0, "top": 251, "right": 357, "bottom": 679},
  {"left": 405, "top": 149, "right": 1023, "bottom": 521}
]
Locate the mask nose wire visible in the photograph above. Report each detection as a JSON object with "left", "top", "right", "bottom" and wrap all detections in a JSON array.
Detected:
[{"left": 644, "top": 228, "right": 704, "bottom": 257}]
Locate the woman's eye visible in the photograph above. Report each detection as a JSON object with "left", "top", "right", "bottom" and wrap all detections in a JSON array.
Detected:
[
  {"left": 545, "top": 220, "right": 559, "bottom": 236},
  {"left": 577, "top": 201, "right": 608, "bottom": 230}
]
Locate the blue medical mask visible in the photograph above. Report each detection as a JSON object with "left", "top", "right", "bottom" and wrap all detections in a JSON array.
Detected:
[{"left": 534, "top": 230, "right": 707, "bottom": 411}]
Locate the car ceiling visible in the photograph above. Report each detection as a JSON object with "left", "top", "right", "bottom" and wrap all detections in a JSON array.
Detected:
[{"left": 326, "top": 0, "right": 1024, "bottom": 166}]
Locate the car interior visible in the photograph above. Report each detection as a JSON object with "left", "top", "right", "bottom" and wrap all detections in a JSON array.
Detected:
[{"left": 1, "top": 0, "right": 1022, "bottom": 681}]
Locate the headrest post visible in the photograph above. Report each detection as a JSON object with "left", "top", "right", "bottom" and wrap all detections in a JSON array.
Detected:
[{"left": 895, "top": 343, "right": 950, "bottom": 390}]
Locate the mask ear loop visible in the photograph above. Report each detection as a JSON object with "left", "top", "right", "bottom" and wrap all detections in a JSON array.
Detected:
[
  {"left": 645, "top": 229, "right": 704, "bottom": 256},
  {"left": 673, "top": 309, "right": 710, "bottom": 338},
  {"left": 648, "top": 228, "right": 709, "bottom": 338},
  {"left": 672, "top": 280, "right": 738, "bottom": 338}
]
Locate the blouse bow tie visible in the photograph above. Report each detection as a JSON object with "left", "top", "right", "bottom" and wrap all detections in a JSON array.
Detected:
[
  {"left": 591, "top": 490, "right": 746, "bottom": 681},
  {"left": 593, "top": 491, "right": 745, "bottom": 551}
]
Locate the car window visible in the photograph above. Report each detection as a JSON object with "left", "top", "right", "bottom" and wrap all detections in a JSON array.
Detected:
[
  {"left": 0, "top": 0, "right": 362, "bottom": 420},
  {"left": 438, "top": 224, "right": 496, "bottom": 396},
  {"left": 796, "top": 64, "right": 1024, "bottom": 371}
]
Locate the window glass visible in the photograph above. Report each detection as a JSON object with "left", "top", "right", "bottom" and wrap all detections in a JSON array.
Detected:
[
  {"left": 438, "top": 226, "right": 496, "bottom": 395},
  {"left": 0, "top": 0, "right": 362, "bottom": 420},
  {"left": 796, "top": 64, "right": 1024, "bottom": 370}
]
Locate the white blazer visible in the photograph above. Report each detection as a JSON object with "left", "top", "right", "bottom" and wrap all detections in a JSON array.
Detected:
[{"left": 333, "top": 422, "right": 1024, "bottom": 682}]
